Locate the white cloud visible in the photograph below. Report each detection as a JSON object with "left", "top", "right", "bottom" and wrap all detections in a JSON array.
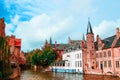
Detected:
[
  {"left": 4, "top": 0, "right": 96, "bottom": 51},
  {"left": 93, "top": 19, "right": 120, "bottom": 40},
  {"left": 6, "top": 14, "right": 74, "bottom": 51}
]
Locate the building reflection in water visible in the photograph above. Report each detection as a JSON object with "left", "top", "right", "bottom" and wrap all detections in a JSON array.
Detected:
[
  {"left": 15, "top": 70, "right": 120, "bottom": 80},
  {"left": 83, "top": 74, "right": 120, "bottom": 80}
]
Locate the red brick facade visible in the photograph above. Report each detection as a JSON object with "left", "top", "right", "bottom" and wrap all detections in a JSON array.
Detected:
[
  {"left": 83, "top": 20, "right": 120, "bottom": 76},
  {"left": 0, "top": 18, "right": 5, "bottom": 37},
  {"left": 8, "top": 35, "right": 26, "bottom": 65},
  {"left": 0, "top": 18, "right": 26, "bottom": 65},
  {"left": 9, "top": 35, "right": 21, "bottom": 59}
]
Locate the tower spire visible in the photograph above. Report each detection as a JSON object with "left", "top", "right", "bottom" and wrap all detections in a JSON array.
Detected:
[
  {"left": 50, "top": 37, "right": 52, "bottom": 45},
  {"left": 87, "top": 18, "right": 93, "bottom": 34},
  {"left": 83, "top": 34, "right": 85, "bottom": 41}
]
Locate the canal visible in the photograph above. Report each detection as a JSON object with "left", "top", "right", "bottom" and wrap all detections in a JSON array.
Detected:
[{"left": 14, "top": 70, "right": 120, "bottom": 80}]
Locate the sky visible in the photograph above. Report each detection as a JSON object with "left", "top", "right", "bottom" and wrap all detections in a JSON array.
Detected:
[{"left": 1, "top": 0, "right": 120, "bottom": 51}]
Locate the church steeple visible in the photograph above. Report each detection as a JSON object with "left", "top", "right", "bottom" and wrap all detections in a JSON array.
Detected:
[
  {"left": 87, "top": 18, "right": 93, "bottom": 34},
  {"left": 83, "top": 34, "right": 85, "bottom": 41},
  {"left": 49, "top": 37, "right": 52, "bottom": 45}
]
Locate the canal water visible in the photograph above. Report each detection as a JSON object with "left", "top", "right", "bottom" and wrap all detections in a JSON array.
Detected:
[{"left": 14, "top": 70, "right": 120, "bottom": 80}]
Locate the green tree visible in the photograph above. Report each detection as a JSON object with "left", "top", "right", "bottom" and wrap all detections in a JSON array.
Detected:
[
  {"left": 31, "top": 49, "right": 41, "bottom": 65},
  {"left": 40, "top": 46, "right": 57, "bottom": 67},
  {"left": 0, "top": 37, "right": 11, "bottom": 79},
  {"left": 29, "top": 46, "right": 57, "bottom": 68}
]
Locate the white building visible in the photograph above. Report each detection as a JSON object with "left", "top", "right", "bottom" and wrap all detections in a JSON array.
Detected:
[
  {"left": 52, "top": 42, "right": 83, "bottom": 73},
  {"left": 63, "top": 43, "right": 83, "bottom": 73}
]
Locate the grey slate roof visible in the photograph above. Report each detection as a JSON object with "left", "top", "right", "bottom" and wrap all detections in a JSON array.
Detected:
[
  {"left": 95, "top": 35, "right": 116, "bottom": 49},
  {"left": 115, "top": 37, "right": 120, "bottom": 47},
  {"left": 102, "top": 35, "right": 116, "bottom": 49},
  {"left": 64, "top": 42, "right": 81, "bottom": 53},
  {"left": 50, "top": 44, "right": 70, "bottom": 50},
  {"left": 87, "top": 20, "right": 93, "bottom": 34},
  {"left": 55, "top": 44, "right": 71, "bottom": 50}
]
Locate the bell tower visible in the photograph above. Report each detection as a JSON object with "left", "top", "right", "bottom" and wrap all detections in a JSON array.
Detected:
[{"left": 86, "top": 18, "right": 96, "bottom": 70}]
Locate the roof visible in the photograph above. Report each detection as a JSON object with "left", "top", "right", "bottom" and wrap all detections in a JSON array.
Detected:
[
  {"left": 95, "top": 35, "right": 116, "bottom": 49},
  {"left": 70, "top": 40, "right": 82, "bottom": 42},
  {"left": 87, "top": 20, "right": 93, "bottom": 34},
  {"left": 50, "top": 44, "right": 70, "bottom": 50},
  {"left": 115, "top": 37, "right": 120, "bottom": 47},
  {"left": 56, "top": 44, "right": 70, "bottom": 50},
  {"left": 64, "top": 42, "right": 81, "bottom": 53},
  {"left": 69, "top": 39, "right": 83, "bottom": 45},
  {"left": 102, "top": 35, "right": 116, "bottom": 48},
  {"left": 50, "top": 44, "right": 54, "bottom": 48}
]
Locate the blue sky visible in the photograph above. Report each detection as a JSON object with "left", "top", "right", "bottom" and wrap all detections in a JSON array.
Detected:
[{"left": 1, "top": 0, "right": 120, "bottom": 51}]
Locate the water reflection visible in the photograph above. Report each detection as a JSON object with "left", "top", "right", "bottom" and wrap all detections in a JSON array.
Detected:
[
  {"left": 83, "top": 74, "right": 119, "bottom": 80},
  {"left": 15, "top": 70, "right": 119, "bottom": 80}
]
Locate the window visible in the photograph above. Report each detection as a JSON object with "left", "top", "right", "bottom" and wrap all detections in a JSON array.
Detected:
[
  {"left": 96, "top": 61, "right": 99, "bottom": 68},
  {"left": 100, "top": 61, "right": 103, "bottom": 69},
  {"left": 78, "top": 61, "right": 79, "bottom": 67},
  {"left": 68, "top": 63, "right": 70, "bottom": 67},
  {"left": 96, "top": 53, "right": 98, "bottom": 58},
  {"left": 116, "top": 61, "right": 119, "bottom": 68},
  {"left": 80, "top": 53, "right": 81, "bottom": 58},
  {"left": 75, "top": 54, "right": 77, "bottom": 59},
  {"left": 100, "top": 52, "right": 102, "bottom": 58},
  {"left": 108, "top": 60, "right": 111, "bottom": 67},
  {"left": 91, "top": 66, "right": 94, "bottom": 69},
  {"left": 103, "top": 52, "right": 106, "bottom": 57},
  {"left": 80, "top": 61, "right": 82, "bottom": 67},
  {"left": 108, "top": 51, "right": 111, "bottom": 57},
  {"left": 77, "top": 54, "right": 79, "bottom": 59},
  {"left": 100, "top": 61, "right": 103, "bottom": 65},
  {"left": 104, "top": 61, "right": 107, "bottom": 68},
  {"left": 75, "top": 61, "right": 77, "bottom": 67}
]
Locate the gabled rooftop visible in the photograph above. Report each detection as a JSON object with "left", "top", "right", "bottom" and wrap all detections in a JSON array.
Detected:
[{"left": 102, "top": 35, "right": 116, "bottom": 48}]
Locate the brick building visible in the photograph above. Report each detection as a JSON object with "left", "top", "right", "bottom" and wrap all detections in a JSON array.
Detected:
[
  {"left": 83, "top": 19, "right": 120, "bottom": 76},
  {"left": 0, "top": 18, "right": 5, "bottom": 37},
  {"left": 95, "top": 28, "right": 120, "bottom": 76},
  {"left": 50, "top": 37, "right": 83, "bottom": 61},
  {"left": 8, "top": 35, "right": 26, "bottom": 65},
  {"left": 0, "top": 18, "right": 26, "bottom": 66}
]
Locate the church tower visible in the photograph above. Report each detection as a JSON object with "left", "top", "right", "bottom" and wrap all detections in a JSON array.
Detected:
[
  {"left": 86, "top": 19, "right": 96, "bottom": 70},
  {"left": 49, "top": 37, "right": 52, "bottom": 45}
]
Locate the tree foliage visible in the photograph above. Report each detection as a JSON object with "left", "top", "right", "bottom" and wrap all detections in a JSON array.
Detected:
[
  {"left": 0, "top": 37, "right": 11, "bottom": 79},
  {"left": 40, "top": 47, "right": 57, "bottom": 67},
  {"left": 26, "top": 46, "right": 57, "bottom": 67}
]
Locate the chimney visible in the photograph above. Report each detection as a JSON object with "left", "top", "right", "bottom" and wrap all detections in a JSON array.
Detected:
[
  {"left": 116, "top": 27, "right": 119, "bottom": 34},
  {"left": 116, "top": 27, "right": 120, "bottom": 36},
  {"left": 68, "top": 36, "right": 71, "bottom": 44},
  {"left": 96, "top": 35, "right": 99, "bottom": 42}
]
